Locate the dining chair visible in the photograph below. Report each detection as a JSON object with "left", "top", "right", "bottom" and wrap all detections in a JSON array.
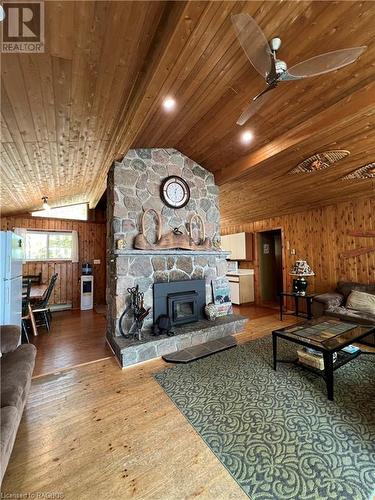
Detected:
[
  {"left": 32, "top": 273, "right": 58, "bottom": 332},
  {"left": 21, "top": 280, "right": 32, "bottom": 343}
]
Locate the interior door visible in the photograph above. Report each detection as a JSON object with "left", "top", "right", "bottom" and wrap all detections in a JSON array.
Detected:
[{"left": 259, "top": 230, "right": 283, "bottom": 304}]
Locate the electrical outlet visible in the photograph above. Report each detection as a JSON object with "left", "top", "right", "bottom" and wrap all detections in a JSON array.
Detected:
[
  {"left": 290, "top": 249, "right": 296, "bottom": 255},
  {"left": 93, "top": 259, "right": 101, "bottom": 264}
]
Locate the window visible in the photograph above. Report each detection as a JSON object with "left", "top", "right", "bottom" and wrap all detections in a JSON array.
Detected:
[
  {"left": 25, "top": 231, "right": 74, "bottom": 261},
  {"left": 31, "top": 203, "right": 88, "bottom": 221}
]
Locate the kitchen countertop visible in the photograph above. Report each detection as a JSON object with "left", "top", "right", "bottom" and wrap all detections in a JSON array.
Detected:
[{"left": 226, "top": 269, "right": 254, "bottom": 276}]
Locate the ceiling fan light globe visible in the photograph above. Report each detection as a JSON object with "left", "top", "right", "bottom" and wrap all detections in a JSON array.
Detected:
[{"left": 270, "top": 37, "right": 282, "bottom": 52}]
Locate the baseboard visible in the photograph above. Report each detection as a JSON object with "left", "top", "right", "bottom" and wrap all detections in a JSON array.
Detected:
[{"left": 50, "top": 303, "right": 72, "bottom": 312}]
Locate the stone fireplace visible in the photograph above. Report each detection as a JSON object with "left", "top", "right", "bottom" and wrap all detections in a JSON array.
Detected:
[{"left": 106, "top": 148, "right": 247, "bottom": 367}]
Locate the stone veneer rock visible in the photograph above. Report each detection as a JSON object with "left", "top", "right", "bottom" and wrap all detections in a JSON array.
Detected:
[
  {"left": 106, "top": 148, "right": 241, "bottom": 366},
  {"left": 109, "top": 249, "right": 229, "bottom": 336},
  {"left": 108, "top": 148, "right": 220, "bottom": 250},
  {"left": 107, "top": 315, "right": 247, "bottom": 367}
]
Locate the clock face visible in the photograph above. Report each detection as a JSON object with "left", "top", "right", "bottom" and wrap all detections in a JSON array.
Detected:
[{"left": 160, "top": 176, "right": 190, "bottom": 209}]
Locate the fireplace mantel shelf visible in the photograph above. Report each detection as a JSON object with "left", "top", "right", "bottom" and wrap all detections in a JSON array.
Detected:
[{"left": 113, "top": 249, "right": 230, "bottom": 257}]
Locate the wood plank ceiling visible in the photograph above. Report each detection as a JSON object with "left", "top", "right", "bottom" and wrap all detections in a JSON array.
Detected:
[{"left": 1, "top": 1, "right": 374, "bottom": 223}]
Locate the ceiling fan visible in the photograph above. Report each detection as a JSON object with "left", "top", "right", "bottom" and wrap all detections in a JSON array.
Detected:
[{"left": 232, "top": 13, "right": 367, "bottom": 125}]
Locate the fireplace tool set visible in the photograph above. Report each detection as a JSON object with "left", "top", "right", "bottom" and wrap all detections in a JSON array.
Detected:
[{"left": 119, "top": 285, "right": 150, "bottom": 341}]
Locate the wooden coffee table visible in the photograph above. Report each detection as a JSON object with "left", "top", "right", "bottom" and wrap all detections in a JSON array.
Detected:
[{"left": 272, "top": 316, "right": 375, "bottom": 401}]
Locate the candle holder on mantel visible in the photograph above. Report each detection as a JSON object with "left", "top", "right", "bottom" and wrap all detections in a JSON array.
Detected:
[{"left": 289, "top": 260, "right": 315, "bottom": 295}]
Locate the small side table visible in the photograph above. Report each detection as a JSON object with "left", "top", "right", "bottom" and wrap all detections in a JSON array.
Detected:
[{"left": 278, "top": 291, "right": 316, "bottom": 321}]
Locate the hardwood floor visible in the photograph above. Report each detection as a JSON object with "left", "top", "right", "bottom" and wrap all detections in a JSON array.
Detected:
[
  {"left": 29, "top": 309, "right": 112, "bottom": 377},
  {"left": 233, "top": 303, "right": 279, "bottom": 319},
  {"left": 30, "top": 305, "right": 275, "bottom": 378},
  {"left": 4, "top": 306, "right": 291, "bottom": 499}
]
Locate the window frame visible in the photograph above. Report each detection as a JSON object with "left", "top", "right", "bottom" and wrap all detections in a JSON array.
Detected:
[{"left": 25, "top": 230, "right": 74, "bottom": 262}]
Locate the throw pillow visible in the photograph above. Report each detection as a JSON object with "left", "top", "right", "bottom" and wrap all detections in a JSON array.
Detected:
[{"left": 346, "top": 290, "right": 375, "bottom": 315}]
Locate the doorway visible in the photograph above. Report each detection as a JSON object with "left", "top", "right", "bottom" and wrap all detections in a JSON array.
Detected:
[{"left": 258, "top": 229, "right": 283, "bottom": 306}]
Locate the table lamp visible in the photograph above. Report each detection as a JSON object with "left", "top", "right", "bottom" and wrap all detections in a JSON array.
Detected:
[{"left": 289, "top": 260, "right": 315, "bottom": 295}]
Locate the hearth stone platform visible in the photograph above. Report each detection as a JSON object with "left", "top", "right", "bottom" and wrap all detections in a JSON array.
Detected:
[
  {"left": 107, "top": 314, "right": 247, "bottom": 367},
  {"left": 162, "top": 335, "right": 237, "bottom": 363}
]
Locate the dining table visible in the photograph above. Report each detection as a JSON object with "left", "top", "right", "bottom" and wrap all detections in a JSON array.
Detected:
[{"left": 29, "top": 284, "right": 47, "bottom": 301}]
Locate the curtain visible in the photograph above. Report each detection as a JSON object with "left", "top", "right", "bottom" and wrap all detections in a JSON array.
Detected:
[{"left": 71, "top": 230, "right": 79, "bottom": 263}]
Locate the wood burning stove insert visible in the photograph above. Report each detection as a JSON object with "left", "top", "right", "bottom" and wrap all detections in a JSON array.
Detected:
[{"left": 153, "top": 279, "right": 206, "bottom": 327}]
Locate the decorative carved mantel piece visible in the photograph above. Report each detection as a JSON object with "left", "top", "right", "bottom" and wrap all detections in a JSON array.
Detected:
[{"left": 134, "top": 209, "right": 212, "bottom": 251}]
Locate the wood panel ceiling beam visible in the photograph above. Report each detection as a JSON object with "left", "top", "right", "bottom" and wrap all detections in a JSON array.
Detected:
[{"left": 215, "top": 80, "right": 375, "bottom": 185}]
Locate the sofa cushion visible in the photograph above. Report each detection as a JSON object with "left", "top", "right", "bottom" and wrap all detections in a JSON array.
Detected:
[
  {"left": 1, "top": 325, "right": 21, "bottom": 354},
  {"left": 346, "top": 290, "right": 375, "bottom": 315},
  {"left": 0, "top": 344, "right": 36, "bottom": 409},
  {"left": 1, "top": 406, "right": 20, "bottom": 481},
  {"left": 1, "top": 381, "right": 24, "bottom": 409},
  {"left": 327, "top": 307, "right": 375, "bottom": 325},
  {"left": 337, "top": 281, "right": 375, "bottom": 300}
]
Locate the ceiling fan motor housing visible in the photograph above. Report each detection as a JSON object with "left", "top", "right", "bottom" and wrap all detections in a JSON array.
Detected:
[{"left": 275, "top": 59, "right": 287, "bottom": 75}]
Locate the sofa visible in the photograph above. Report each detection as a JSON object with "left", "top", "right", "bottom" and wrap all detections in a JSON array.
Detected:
[
  {"left": 1, "top": 325, "right": 36, "bottom": 482},
  {"left": 312, "top": 281, "right": 375, "bottom": 346}
]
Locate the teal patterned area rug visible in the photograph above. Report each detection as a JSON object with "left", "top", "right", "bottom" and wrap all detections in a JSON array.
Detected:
[{"left": 154, "top": 337, "right": 375, "bottom": 499}]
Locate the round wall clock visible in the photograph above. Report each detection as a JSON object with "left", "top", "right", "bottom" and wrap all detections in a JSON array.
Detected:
[{"left": 160, "top": 176, "right": 190, "bottom": 209}]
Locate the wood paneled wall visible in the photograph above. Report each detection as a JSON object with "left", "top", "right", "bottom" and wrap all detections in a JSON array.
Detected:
[
  {"left": 221, "top": 198, "right": 375, "bottom": 304},
  {"left": 1, "top": 215, "right": 106, "bottom": 308}
]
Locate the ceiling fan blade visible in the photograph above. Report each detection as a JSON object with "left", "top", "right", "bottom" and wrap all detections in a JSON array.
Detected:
[
  {"left": 237, "top": 88, "right": 273, "bottom": 126},
  {"left": 279, "top": 46, "right": 367, "bottom": 81},
  {"left": 231, "top": 13, "right": 274, "bottom": 80}
]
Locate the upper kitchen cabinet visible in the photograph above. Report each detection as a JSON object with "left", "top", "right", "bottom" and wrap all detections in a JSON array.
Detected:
[{"left": 221, "top": 232, "right": 253, "bottom": 261}]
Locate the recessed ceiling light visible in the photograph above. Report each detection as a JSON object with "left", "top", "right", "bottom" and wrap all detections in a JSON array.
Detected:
[
  {"left": 162, "top": 97, "right": 176, "bottom": 111},
  {"left": 241, "top": 130, "right": 254, "bottom": 144}
]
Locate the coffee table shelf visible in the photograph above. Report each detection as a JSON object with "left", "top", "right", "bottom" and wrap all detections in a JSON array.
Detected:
[{"left": 296, "top": 349, "right": 362, "bottom": 376}]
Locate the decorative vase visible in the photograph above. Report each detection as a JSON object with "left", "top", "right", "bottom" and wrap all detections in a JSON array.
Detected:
[
  {"left": 292, "top": 277, "right": 308, "bottom": 295},
  {"left": 205, "top": 303, "right": 218, "bottom": 321}
]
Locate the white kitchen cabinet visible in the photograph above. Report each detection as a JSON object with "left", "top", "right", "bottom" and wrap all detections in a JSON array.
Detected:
[
  {"left": 221, "top": 232, "right": 253, "bottom": 260},
  {"left": 227, "top": 270, "right": 254, "bottom": 304}
]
